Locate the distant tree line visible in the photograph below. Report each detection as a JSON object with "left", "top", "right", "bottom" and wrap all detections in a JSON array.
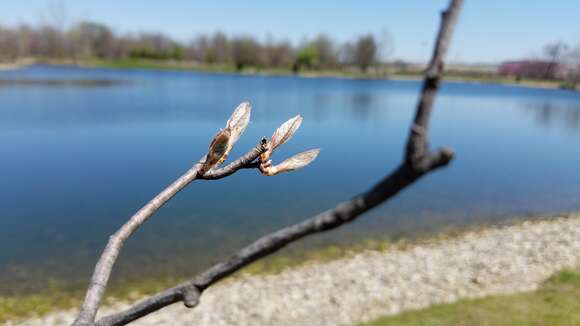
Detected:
[
  {"left": 498, "top": 41, "right": 580, "bottom": 86},
  {"left": 544, "top": 41, "right": 580, "bottom": 87},
  {"left": 0, "top": 21, "right": 384, "bottom": 72}
]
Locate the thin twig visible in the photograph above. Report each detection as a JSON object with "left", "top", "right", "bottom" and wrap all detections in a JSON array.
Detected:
[
  {"left": 72, "top": 143, "right": 267, "bottom": 326},
  {"left": 406, "top": 0, "right": 462, "bottom": 162},
  {"left": 93, "top": 1, "right": 462, "bottom": 325},
  {"left": 200, "top": 140, "right": 267, "bottom": 180}
]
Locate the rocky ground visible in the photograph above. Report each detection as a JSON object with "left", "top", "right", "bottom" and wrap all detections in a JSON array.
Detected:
[{"left": 8, "top": 214, "right": 580, "bottom": 326}]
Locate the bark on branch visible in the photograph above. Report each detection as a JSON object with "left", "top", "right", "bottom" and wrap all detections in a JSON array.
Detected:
[
  {"left": 89, "top": 1, "right": 463, "bottom": 325},
  {"left": 199, "top": 139, "right": 267, "bottom": 180},
  {"left": 94, "top": 156, "right": 454, "bottom": 326},
  {"left": 72, "top": 143, "right": 267, "bottom": 326},
  {"left": 75, "top": 0, "right": 462, "bottom": 325}
]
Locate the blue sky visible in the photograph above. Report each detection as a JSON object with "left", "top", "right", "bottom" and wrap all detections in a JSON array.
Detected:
[{"left": 1, "top": 0, "right": 579, "bottom": 63}]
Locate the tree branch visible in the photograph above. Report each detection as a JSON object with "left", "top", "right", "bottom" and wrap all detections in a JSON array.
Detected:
[
  {"left": 72, "top": 143, "right": 267, "bottom": 326},
  {"left": 199, "top": 139, "right": 267, "bottom": 180},
  {"left": 406, "top": 0, "right": 462, "bottom": 163},
  {"left": 95, "top": 157, "right": 453, "bottom": 326},
  {"left": 93, "top": 1, "right": 463, "bottom": 325}
]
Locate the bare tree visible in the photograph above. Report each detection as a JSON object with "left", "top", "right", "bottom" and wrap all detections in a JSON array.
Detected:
[
  {"left": 543, "top": 41, "right": 569, "bottom": 79},
  {"left": 68, "top": 21, "right": 115, "bottom": 59},
  {"left": 186, "top": 35, "right": 210, "bottom": 62},
  {"left": 73, "top": 1, "right": 462, "bottom": 325},
  {"left": 311, "top": 34, "right": 339, "bottom": 69},
  {"left": 206, "top": 32, "right": 231, "bottom": 64},
  {"left": 264, "top": 40, "right": 295, "bottom": 68},
  {"left": 37, "top": 25, "right": 66, "bottom": 58},
  {"left": 0, "top": 26, "right": 18, "bottom": 60},
  {"left": 231, "top": 36, "right": 264, "bottom": 70},
  {"left": 353, "top": 34, "right": 378, "bottom": 71},
  {"left": 563, "top": 45, "right": 580, "bottom": 88}
]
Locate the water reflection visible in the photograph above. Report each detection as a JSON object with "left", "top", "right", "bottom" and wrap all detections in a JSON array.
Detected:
[
  {"left": 522, "top": 101, "right": 580, "bottom": 131},
  {"left": 349, "top": 92, "right": 374, "bottom": 120}
]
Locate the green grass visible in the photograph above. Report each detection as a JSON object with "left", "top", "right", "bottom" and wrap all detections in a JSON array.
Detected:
[
  {"left": 0, "top": 280, "right": 79, "bottom": 322},
  {"left": 360, "top": 269, "right": 580, "bottom": 326},
  {"left": 85, "top": 58, "right": 391, "bottom": 80},
  {"left": 89, "top": 58, "right": 238, "bottom": 73},
  {"left": 36, "top": 58, "right": 576, "bottom": 91},
  {"left": 0, "top": 295, "right": 75, "bottom": 322},
  {"left": 0, "top": 276, "right": 186, "bottom": 323}
]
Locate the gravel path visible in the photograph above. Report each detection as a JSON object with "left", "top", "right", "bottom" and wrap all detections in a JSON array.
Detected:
[{"left": 9, "top": 214, "right": 580, "bottom": 326}]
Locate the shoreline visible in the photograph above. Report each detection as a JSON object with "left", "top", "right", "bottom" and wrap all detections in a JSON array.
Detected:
[
  {"left": 4, "top": 212, "right": 580, "bottom": 325},
  {"left": 81, "top": 62, "right": 580, "bottom": 91},
  {"left": 5, "top": 59, "right": 577, "bottom": 92},
  {"left": 0, "top": 59, "right": 35, "bottom": 71}
]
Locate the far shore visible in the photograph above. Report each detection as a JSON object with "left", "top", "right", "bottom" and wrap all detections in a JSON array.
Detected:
[
  {"left": 2, "top": 212, "right": 579, "bottom": 325},
  {"left": 0, "top": 58, "right": 35, "bottom": 71},
  {"left": 2, "top": 58, "right": 577, "bottom": 92}
]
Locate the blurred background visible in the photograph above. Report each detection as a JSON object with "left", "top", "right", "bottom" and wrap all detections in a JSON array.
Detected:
[{"left": 0, "top": 0, "right": 579, "bottom": 320}]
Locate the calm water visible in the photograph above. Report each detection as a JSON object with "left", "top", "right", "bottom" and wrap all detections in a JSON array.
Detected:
[{"left": 1, "top": 65, "right": 580, "bottom": 294}]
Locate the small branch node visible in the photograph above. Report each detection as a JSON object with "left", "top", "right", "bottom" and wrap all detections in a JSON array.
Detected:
[
  {"left": 427, "top": 147, "right": 455, "bottom": 169},
  {"left": 410, "top": 124, "right": 426, "bottom": 136},
  {"left": 182, "top": 285, "right": 201, "bottom": 308}
]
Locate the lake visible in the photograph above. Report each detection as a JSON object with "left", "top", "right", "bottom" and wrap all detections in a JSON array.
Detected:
[{"left": 1, "top": 65, "right": 579, "bottom": 295}]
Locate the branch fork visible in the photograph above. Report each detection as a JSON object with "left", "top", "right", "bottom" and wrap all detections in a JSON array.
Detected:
[
  {"left": 75, "top": 1, "right": 462, "bottom": 324},
  {"left": 73, "top": 102, "right": 319, "bottom": 326}
]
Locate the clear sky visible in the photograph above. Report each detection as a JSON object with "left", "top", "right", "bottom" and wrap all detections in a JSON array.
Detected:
[{"left": 1, "top": 0, "right": 579, "bottom": 64}]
